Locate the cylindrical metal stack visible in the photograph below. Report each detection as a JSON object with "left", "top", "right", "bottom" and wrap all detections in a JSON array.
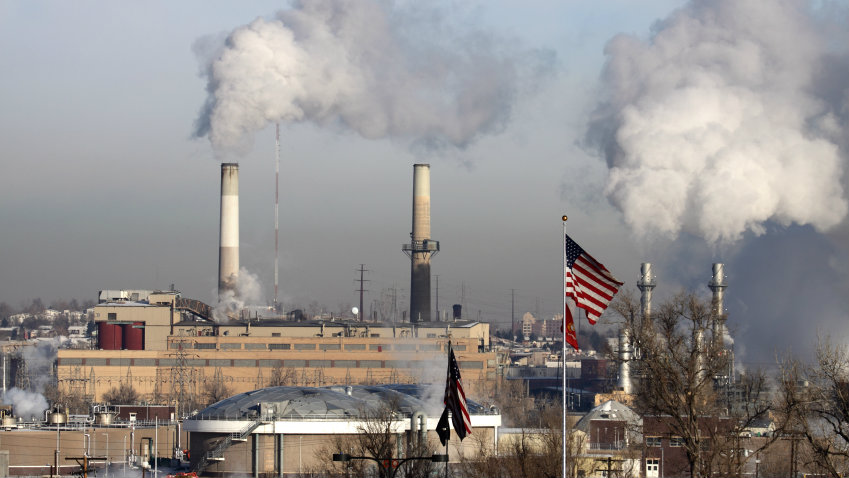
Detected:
[{"left": 219, "top": 163, "right": 240, "bottom": 299}]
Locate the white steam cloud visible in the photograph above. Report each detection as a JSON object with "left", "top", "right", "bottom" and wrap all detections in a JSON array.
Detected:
[
  {"left": 214, "top": 267, "right": 264, "bottom": 321},
  {"left": 194, "top": 0, "right": 552, "bottom": 154},
  {"left": 587, "top": 0, "right": 849, "bottom": 244},
  {"left": 2, "top": 388, "right": 49, "bottom": 420}
]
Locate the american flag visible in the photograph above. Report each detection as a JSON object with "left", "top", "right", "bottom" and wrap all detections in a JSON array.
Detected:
[
  {"left": 565, "top": 234, "right": 623, "bottom": 325},
  {"left": 444, "top": 347, "right": 472, "bottom": 440}
]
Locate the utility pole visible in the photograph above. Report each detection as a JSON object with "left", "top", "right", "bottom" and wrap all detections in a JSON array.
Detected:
[
  {"left": 392, "top": 284, "right": 397, "bottom": 324},
  {"left": 434, "top": 275, "right": 439, "bottom": 321},
  {"left": 511, "top": 289, "right": 516, "bottom": 341},
  {"left": 355, "top": 265, "right": 369, "bottom": 322}
]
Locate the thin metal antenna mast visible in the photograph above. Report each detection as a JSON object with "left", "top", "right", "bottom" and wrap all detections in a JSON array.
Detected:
[{"left": 274, "top": 123, "right": 280, "bottom": 311}]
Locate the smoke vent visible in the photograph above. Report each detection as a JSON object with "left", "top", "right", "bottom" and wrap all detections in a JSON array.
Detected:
[
  {"left": 219, "top": 163, "right": 240, "bottom": 299},
  {"left": 402, "top": 164, "right": 439, "bottom": 322}
]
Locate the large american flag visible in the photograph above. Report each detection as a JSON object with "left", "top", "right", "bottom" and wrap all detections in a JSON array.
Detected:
[
  {"left": 565, "top": 234, "right": 623, "bottom": 325},
  {"left": 444, "top": 347, "right": 472, "bottom": 440}
]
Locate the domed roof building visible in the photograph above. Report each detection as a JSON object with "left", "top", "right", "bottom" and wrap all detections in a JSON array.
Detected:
[{"left": 184, "top": 384, "right": 500, "bottom": 476}]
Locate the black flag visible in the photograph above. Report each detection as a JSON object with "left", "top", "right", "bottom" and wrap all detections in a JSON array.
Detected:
[{"left": 436, "top": 407, "right": 450, "bottom": 446}]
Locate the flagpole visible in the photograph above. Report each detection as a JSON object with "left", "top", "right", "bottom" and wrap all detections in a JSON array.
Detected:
[{"left": 561, "top": 215, "right": 568, "bottom": 478}]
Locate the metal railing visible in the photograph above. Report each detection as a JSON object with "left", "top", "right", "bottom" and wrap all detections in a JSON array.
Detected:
[{"left": 192, "top": 419, "right": 264, "bottom": 472}]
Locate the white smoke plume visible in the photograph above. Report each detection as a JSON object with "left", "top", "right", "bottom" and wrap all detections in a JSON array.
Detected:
[
  {"left": 2, "top": 387, "right": 49, "bottom": 420},
  {"left": 213, "top": 267, "right": 265, "bottom": 321},
  {"left": 194, "top": 0, "right": 553, "bottom": 154},
  {"left": 586, "top": 0, "right": 849, "bottom": 244}
]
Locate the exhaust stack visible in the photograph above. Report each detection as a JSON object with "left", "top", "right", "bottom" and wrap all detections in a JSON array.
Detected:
[
  {"left": 402, "top": 164, "right": 439, "bottom": 323},
  {"left": 219, "top": 163, "right": 239, "bottom": 299},
  {"left": 636, "top": 262, "right": 656, "bottom": 322},
  {"left": 708, "top": 263, "right": 728, "bottom": 346}
]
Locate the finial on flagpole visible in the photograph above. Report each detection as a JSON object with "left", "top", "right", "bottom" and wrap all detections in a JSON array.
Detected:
[{"left": 562, "top": 215, "right": 568, "bottom": 222}]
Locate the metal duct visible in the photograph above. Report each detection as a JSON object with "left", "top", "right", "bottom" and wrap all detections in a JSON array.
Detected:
[
  {"left": 402, "top": 164, "right": 439, "bottom": 322},
  {"left": 219, "top": 163, "right": 239, "bottom": 299}
]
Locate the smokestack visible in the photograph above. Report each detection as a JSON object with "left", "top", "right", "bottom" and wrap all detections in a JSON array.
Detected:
[
  {"left": 636, "top": 262, "right": 656, "bottom": 323},
  {"left": 402, "top": 164, "right": 439, "bottom": 323},
  {"left": 219, "top": 163, "right": 239, "bottom": 299},
  {"left": 708, "top": 263, "right": 728, "bottom": 345},
  {"left": 618, "top": 327, "right": 632, "bottom": 394}
]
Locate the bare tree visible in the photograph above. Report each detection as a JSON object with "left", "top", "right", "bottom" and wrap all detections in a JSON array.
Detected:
[
  {"left": 613, "top": 290, "right": 774, "bottom": 477},
  {"left": 102, "top": 382, "right": 139, "bottom": 405},
  {"left": 314, "top": 399, "right": 437, "bottom": 478},
  {"left": 777, "top": 339, "right": 849, "bottom": 476},
  {"left": 459, "top": 401, "right": 592, "bottom": 478}
]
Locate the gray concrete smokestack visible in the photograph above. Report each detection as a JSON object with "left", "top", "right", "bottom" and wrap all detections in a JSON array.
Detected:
[
  {"left": 402, "top": 164, "right": 439, "bottom": 322},
  {"left": 219, "top": 163, "right": 239, "bottom": 299},
  {"left": 708, "top": 262, "right": 728, "bottom": 346}
]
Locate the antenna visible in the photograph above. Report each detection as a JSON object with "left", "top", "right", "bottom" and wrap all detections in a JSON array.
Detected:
[{"left": 274, "top": 123, "right": 280, "bottom": 312}]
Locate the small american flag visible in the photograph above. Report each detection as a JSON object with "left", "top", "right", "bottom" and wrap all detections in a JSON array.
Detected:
[
  {"left": 565, "top": 234, "right": 623, "bottom": 325},
  {"left": 444, "top": 346, "right": 472, "bottom": 440}
]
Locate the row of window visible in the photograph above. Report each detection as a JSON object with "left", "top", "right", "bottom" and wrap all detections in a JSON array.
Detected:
[
  {"left": 59, "top": 357, "right": 484, "bottom": 369},
  {"left": 169, "top": 342, "right": 465, "bottom": 352},
  {"left": 645, "top": 436, "right": 684, "bottom": 447}
]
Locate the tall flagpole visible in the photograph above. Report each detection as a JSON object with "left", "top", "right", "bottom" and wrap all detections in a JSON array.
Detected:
[{"left": 561, "top": 215, "right": 568, "bottom": 478}]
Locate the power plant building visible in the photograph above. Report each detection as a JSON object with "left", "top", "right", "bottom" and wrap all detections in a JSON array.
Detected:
[{"left": 56, "top": 291, "right": 496, "bottom": 404}]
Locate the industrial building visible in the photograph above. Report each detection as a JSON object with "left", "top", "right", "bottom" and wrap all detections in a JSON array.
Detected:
[
  {"left": 184, "top": 384, "right": 501, "bottom": 476},
  {"left": 56, "top": 290, "right": 495, "bottom": 407}
]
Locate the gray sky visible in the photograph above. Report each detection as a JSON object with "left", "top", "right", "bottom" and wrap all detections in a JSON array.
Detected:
[{"left": 1, "top": 0, "right": 846, "bottom": 366}]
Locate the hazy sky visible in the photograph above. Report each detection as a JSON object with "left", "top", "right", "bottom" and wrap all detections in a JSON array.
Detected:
[{"left": 1, "top": 0, "right": 846, "bottom": 366}]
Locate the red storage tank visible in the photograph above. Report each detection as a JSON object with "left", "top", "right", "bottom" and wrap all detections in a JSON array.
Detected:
[
  {"left": 98, "top": 322, "right": 123, "bottom": 350},
  {"left": 123, "top": 322, "right": 144, "bottom": 351}
]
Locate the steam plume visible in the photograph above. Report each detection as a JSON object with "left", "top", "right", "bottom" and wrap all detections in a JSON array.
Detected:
[
  {"left": 194, "top": 0, "right": 552, "bottom": 154},
  {"left": 586, "top": 0, "right": 848, "bottom": 244},
  {"left": 213, "top": 267, "right": 264, "bottom": 321}
]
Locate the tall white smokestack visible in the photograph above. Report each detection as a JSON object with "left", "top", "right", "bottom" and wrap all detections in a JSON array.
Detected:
[
  {"left": 402, "top": 164, "right": 439, "bottom": 323},
  {"left": 618, "top": 327, "right": 632, "bottom": 394},
  {"left": 219, "top": 163, "right": 239, "bottom": 299}
]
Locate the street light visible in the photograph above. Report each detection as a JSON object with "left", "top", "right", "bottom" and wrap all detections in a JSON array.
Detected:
[{"left": 332, "top": 452, "right": 449, "bottom": 478}]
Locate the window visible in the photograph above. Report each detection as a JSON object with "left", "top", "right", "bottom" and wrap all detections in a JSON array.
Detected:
[
  {"left": 646, "top": 436, "right": 662, "bottom": 447},
  {"left": 269, "top": 343, "right": 290, "bottom": 350},
  {"left": 271, "top": 332, "right": 281, "bottom": 337},
  {"left": 195, "top": 343, "right": 216, "bottom": 349},
  {"left": 670, "top": 436, "right": 684, "bottom": 447},
  {"left": 108, "top": 313, "right": 117, "bottom": 320}
]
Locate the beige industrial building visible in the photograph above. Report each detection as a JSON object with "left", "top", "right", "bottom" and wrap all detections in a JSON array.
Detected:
[{"left": 56, "top": 292, "right": 497, "bottom": 406}]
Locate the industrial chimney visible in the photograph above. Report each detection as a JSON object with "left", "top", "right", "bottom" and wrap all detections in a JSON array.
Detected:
[
  {"left": 402, "top": 164, "right": 439, "bottom": 323},
  {"left": 636, "top": 262, "right": 656, "bottom": 323},
  {"left": 618, "top": 262, "right": 655, "bottom": 395},
  {"left": 708, "top": 263, "right": 728, "bottom": 346},
  {"left": 219, "top": 163, "right": 239, "bottom": 299}
]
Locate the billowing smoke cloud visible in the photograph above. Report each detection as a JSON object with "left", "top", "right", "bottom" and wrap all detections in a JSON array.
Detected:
[
  {"left": 213, "top": 267, "right": 264, "bottom": 321},
  {"left": 3, "top": 339, "right": 65, "bottom": 419},
  {"left": 586, "top": 0, "right": 849, "bottom": 244},
  {"left": 2, "top": 388, "right": 49, "bottom": 420},
  {"left": 194, "top": 0, "right": 552, "bottom": 154}
]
